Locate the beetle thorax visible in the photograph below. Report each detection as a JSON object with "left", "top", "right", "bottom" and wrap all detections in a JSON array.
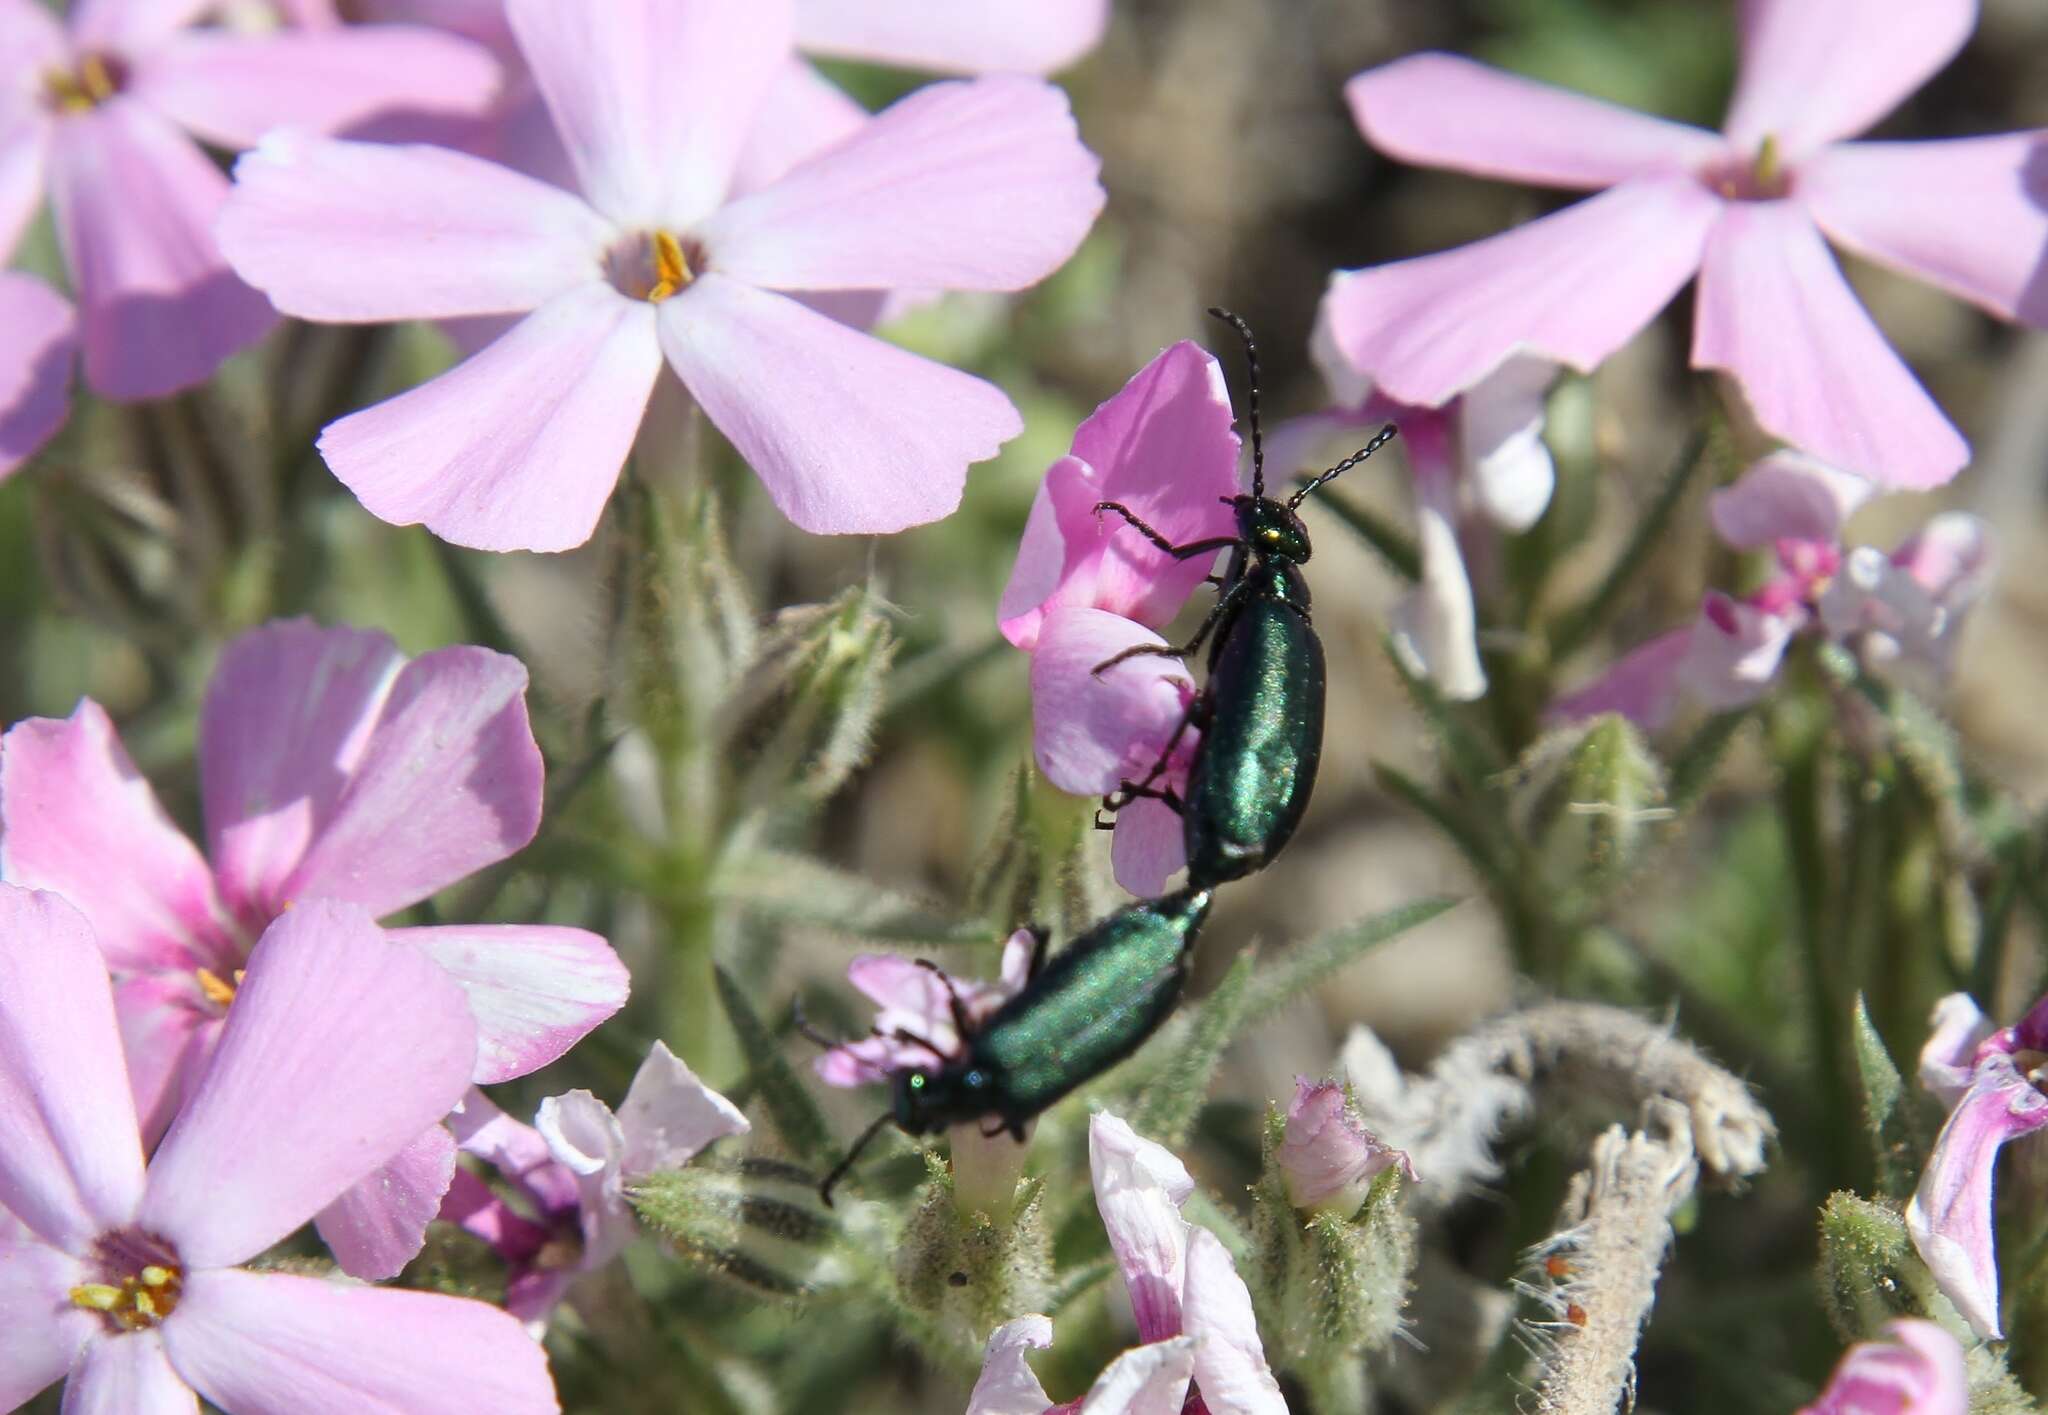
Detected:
[{"left": 1236, "top": 496, "right": 1312, "bottom": 564}]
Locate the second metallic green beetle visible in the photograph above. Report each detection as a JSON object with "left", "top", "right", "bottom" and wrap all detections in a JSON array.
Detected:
[{"left": 1093, "top": 308, "right": 1397, "bottom": 890}]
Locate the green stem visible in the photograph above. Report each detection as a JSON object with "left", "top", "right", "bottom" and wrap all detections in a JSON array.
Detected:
[
  {"left": 1779, "top": 724, "right": 1851, "bottom": 1178},
  {"left": 1549, "top": 428, "right": 1709, "bottom": 663}
]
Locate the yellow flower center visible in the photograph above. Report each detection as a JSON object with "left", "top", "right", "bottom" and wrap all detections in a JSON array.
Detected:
[
  {"left": 605, "top": 230, "right": 697, "bottom": 303},
  {"left": 195, "top": 965, "right": 245, "bottom": 1010},
  {"left": 71, "top": 1262, "right": 184, "bottom": 1331},
  {"left": 44, "top": 54, "right": 121, "bottom": 112}
]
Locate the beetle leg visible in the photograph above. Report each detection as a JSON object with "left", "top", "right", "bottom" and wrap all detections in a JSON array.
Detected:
[
  {"left": 915, "top": 958, "right": 976, "bottom": 1039},
  {"left": 1007, "top": 1119, "right": 1029, "bottom": 1143},
  {"left": 980, "top": 1118, "right": 1008, "bottom": 1139},
  {"left": 1103, "top": 693, "right": 1203, "bottom": 811},
  {"left": 1091, "top": 578, "right": 1249, "bottom": 677},
  {"left": 1092, "top": 808, "right": 1118, "bottom": 831},
  {"left": 1024, "top": 926, "right": 1050, "bottom": 979},
  {"left": 1093, "top": 501, "right": 1244, "bottom": 563}
]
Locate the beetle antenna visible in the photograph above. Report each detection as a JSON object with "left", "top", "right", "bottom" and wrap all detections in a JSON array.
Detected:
[
  {"left": 820, "top": 1110, "right": 895, "bottom": 1207},
  {"left": 1289, "top": 422, "right": 1398, "bottom": 509},
  {"left": 1206, "top": 306, "right": 1264, "bottom": 500},
  {"left": 790, "top": 998, "right": 846, "bottom": 1051}
]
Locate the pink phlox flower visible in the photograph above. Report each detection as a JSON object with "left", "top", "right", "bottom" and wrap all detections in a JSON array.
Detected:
[
  {"left": 998, "top": 341, "right": 1243, "bottom": 896},
  {"left": 0, "top": 885, "right": 558, "bottom": 1413},
  {"left": 815, "top": 927, "right": 1038, "bottom": 1087},
  {"left": 0, "top": 617, "right": 629, "bottom": 1279},
  {"left": 214, "top": 0, "right": 1106, "bottom": 553},
  {"left": 1552, "top": 451, "right": 1994, "bottom": 730},
  {"left": 1907, "top": 990, "right": 2048, "bottom": 1338},
  {"left": 1277, "top": 1076, "right": 1416, "bottom": 1216},
  {"left": 1274, "top": 324, "right": 1558, "bottom": 702},
  {"left": 965, "top": 1112, "right": 1286, "bottom": 1415},
  {"left": 1324, "top": 0, "right": 2048, "bottom": 490},
  {"left": 1796, "top": 1318, "right": 1967, "bottom": 1415},
  {"left": 0, "top": 0, "right": 497, "bottom": 434},
  {"left": 444, "top": 1043, "right": 747, "bottom": 1331}
]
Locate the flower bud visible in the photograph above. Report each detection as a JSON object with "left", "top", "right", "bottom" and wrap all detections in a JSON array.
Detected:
[
  {"left": 632, "top": 1158, "right": 846, "bottom": 1301},
  {"left": 1279, "top": 1078, "right": 1411, "bottom": 1217},
  {"left": 893, "top": 1153, "right": 1052, "bottom": 1353}
]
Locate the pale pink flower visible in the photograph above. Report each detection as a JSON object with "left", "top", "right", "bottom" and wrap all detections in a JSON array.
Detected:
[
  {"left": 1907, "top": 991, "right": 2048, "bottom": 1338},
  {"left": 1552, "top": 452, "right": 1993, "bottom": 730},
  {"left": 1323, "top": 0, "right": 2048, "bottom": 489},
  {"left": 0, "top": 618, "right": 627, "bottom": 1277},
  {"left": 0, "top": 0, "right": 496, "bottom": 414},
  {"left": 966, "top": 1112, "right": 1286, "bottom": 1415},
  {"left": 997, "top": 341, "right": 1243, "bottom": 895},
  {"left": 1796, "top": 1319, "right": 1966, "bottom": 1415},
  {"left": 444, "top": 1043, "right": 747, "bottom": 1330},
  {"left": 813, "top": 928, "right": 1039, "bottom": 1087},
  {"left": 0, "top": 272, "right": 77, "bottom": 478},
  {"left": 1276, "top": 1077, "right": 1415, "bottom": 1216},
  {"left": 215, "top": 0, "right": 1105, "bottom": 552},
  {"left": 0, "top": 885, "right": 557, "bottom": 1413}
]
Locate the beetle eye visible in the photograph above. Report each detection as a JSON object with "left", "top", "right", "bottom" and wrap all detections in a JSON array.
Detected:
[{"left": 909, "top": 1074, "right": 926, "bottom": 1091}]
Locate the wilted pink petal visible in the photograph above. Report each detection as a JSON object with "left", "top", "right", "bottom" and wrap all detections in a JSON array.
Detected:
[
  {"left": 1906, "top": 1052, "right": 2048, "bottom": 1338},
  {"left": 703, "top": 76, "right": 1102, "bottom": 293},
  {"left": 1802, "top": 135, "right": 2048, "bottom": 326},
  {"left": 1723, "top": 0, "right": 1976, "bottom": 161},
  {"left": 1391, "top": 462, "right": 1487, "bottom": 701},
  {"left": 139, "top": 901, "right": 478, "bottom": 1269},
  {"left": 1892, "top": 513, "right": 1993, "bottom": 608},
  {"left": 1030, "top": 607, "right": 1195, "bottom": 797},
  {"left": 1919, "top": 993, "right": 1995, "bottom": 1105},
  {"left": 0, "top": 273, "right": 75, "bottom": 479},
  {"left": 1321, "top": 178, "right": 1721, "bottom": 408},
  {"left": 505, "top": 0, "right": 791, "bottom": 229},
  {"left": 0, "top": 1215, "right": 91, "bottom": 1409},
  {"left": 1458, "top": 356, "right": 1556, "bottom": 531},
  {"left": 1347, "top": 53, "right": 1721, "bottom": 191},
  {"left": 1680, "top": 592, "right": 1799, "bottom": 711},
  {"left": 1278, "top": 1078, "right": 1412, "bottom": 1215},
  {"left": 130, "top": 26, "right": 498, "bottom": 150},
  {"left": 62, "top": 1330, "right": 189, "bottom": 1415},
  {"left": 0, "top": 699, "right": 237, "bottom": 973},
  {"left": 1797, "top": 1318, "right": 1966, "bottom": 1415},
  {"left": 616, "top": 1040, "right": 750, "bottom": 1175},
  {"left": 1693, "top": 200, "right": 1966, "bottom": 489},
  {"left": 1183, "top": 1227, "right": 1286, "bottom": 1415},
  {"left": 321, "top": 284, "right": 663, "bottom": 552},
  {"left": 1089, "top": 1112, "right": 1193, "bottom": 1345},
  {"left": 794, "top": 0, "right": 1107, "bottom": 74},
  {"left": 534, "top": 1089, "right": 637, "bottom": 1270},
  {"left": 1708, "top": 451, "right": 1871, "bottom": 551},
  {"left": 1815, "top": 547, "right": 1946, "bottom": 668},
  {"left": 217, "top": 132, "right": 613, "bottom": 321},
  {"left": 400, "top": 925, "right": 629, "bottom": 1084},
  {"left": 164, "top": 1268, "right": 558, "bottom": 1414},
  {"left": 1549, "top": 630, "right": 1695, "bottom": 732},
  {"left": 47, "top": 101, "right": 276, "bottom": 400},
  {"left": 0, "top": 886, "right": 147, "bottom": 1253},
  {"left": 821, "top": 946, "right": 1032, "bottom": 1086},
  {"left": 1111, "top": 796, "right": 1188, "bottom": 900},
  {"left": 313, "top": 1123, "right": 458, "bottom": 1280},
  {"left": 966, "top": 1314, "right": 1055, "bottom": 1415},
  {"left": 656, "top": 273, "right": 1018, "bottom": 534}
]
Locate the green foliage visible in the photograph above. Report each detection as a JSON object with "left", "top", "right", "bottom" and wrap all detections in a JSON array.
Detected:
[{"left": 1850, "top": 995, "right": 1932, "bottom": 1202}]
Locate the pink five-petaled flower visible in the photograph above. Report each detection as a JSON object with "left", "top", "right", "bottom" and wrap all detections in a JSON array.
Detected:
[
  {"left": 0, "top": 617, "right": 629, "bottom": 1279},
  {"left": 443, "top": 1043, "right": 748, "bottom": 1332},
  {"left": 1551, "top": 451, "right": 1992, "bottom": 731},
  {"left": 1276, "top": 1077, "right": 1416, "bottom": 1217},
  {"left": 1906, "top": 991, "right": 2048, "bottom": 1339},
  {"left": 1796, "top": 1319, "right": 1967, "bottom": 1415},
  {"left": 1323, "top": 0, "right": 2048, "bottom": 490},
  {"left": 812, "top": 928, "right": 1039, "bottom": 1088},
  {"left": 0, "top": 885, "right": 558, "bottom": 1413},
  {"left": 214, "top": 0, "right": 1106, "bottom": 554},
  {"left": 997, "top": 341, "right": 1243, "bottom": 896},
  {"left": 967, "top": 1112, "right": 1286, "bottom": 1415},
  {"left": 0, "top": 0, "right": 496, "bottom": 431}
]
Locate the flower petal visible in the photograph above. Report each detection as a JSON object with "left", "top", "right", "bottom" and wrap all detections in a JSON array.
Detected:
[
  {"left": 1798, "top": 1318, "right": 1967, "bottom": 1415},
  {"left": 1077, "top": 1336, "right": 1196, "bottom": 1415},
  {"left": 1458, "top": 356, "right": 1557, "bottom": 531},
  {"left": 534, "top": 1090, "right": 633, "bottom": 1269},
  {"left": 999, "top": 342, "right": 1242, "bottom": 647},
  {"left": 312, "top": 1122, "right": 457, "bottom": 1280},
  {"left": 1678, "top": 592, "right": 1798, "bottom": 710},
  {"left": 1892, "top": 512, "right": 1993, "bottom": 609},
  {"left": 1548, "top": 630, "right": 1694, "bottom": 732},
  {"left": 1724, "top": 0, "right": 1976, "bottom": 160},
  {"left": 1347, "top": 53, "right": 1723, "bottom": 191},
  {"left": 63, "top": 1329, "right": 193, "bottom": 1415},
  {"left": 139, "top": 901, "right": 477, "bottom": 1268},
  {"left": 131, "top": 27, "right": 499, "bottom": 151},
  {"left": 656, "top": 273, "right": 1018, "bottom": 534},
  {"left": 1031, "top": 607, "right": 1196, "bottom": 797},
  {"left": 66, "top": 0, "right": 208, "bottom": 51},
  {"left": 1708, "top": 450, "right": 1870, "bottom": 550},
  {"left": 447, "top": 1086, "right": 579, "bottom": 1215},
  {"left": 1089, "top": 1112, "right": 1192, "bottom": 1345},
  {"left": 0, "top": 699, "right": 235, "bottom": 973},
  {"left": 1919, "top": 994, "right": 1995, "bottom": 1104},
  {"left": 1391, "top": 462, "right": 1487, "bottom": 701},
  {"left": 46, "top": 100, "right": 277, "bottom": 400},
  {"left": 1906, "top": 1052, "right": 2048, "bottom": 1338},
  {"left": 703, "top": 75, "right": 1102, "bottom": 293},
  {"left": 0, "top": 1217, "right": 92, "bottom": 1410},
  {"left": 617, "top": 1040, "right": 750, "bottom": 1175},
  {"left": 0, "top": 886, "right": 146, "bottom": 1253},
  {"left": 1320, "top": 177, "right": 1721, "bottom": 407},
  {"left": 505, "top": 0, "right": 792, "bottom": 229},
  {"left": 794, "top": 0, "right": 1107, "bottom": 74},
  {"left": 0, "top": 104, "right": 52, "bottom": 264},
  {"left": 1111, "top": 797, "right": 1188, "bottom": 900},
  {"left": 1801, "top": 134, "right": 2048, "bottom": 326},
  {"left": 966, "top": 1313, "right": 1055, "bottom": 1415},
  {"left": 730, "top": 59, "right": 870, "bottom": 196},
  {"left": 320, "top": 283, "right": 661, "bottom": 551},
  {"left": 1692, "top": 199, "right": 1967, "bottom": 489},
  {"left": 164, "top": 1268, "right": 558, "bottom": 1414},
  {"left": 115, "top": 976, "right": 219, "bottom": 1151},
  {"left": 263, "top": 644, "right": 543, "bottom": 917},
  {"left": 218, "top": 132, "right": 612, "bottom": 322},
  {"left": 0, "top": 273, "right": 75, "bottom": 480},
  {"left": 398, "top": 925, "right": 628, "bottom": 1084},
  {"left": 1183, "top": 1226, "right": 1286, "bottom": 1415}
]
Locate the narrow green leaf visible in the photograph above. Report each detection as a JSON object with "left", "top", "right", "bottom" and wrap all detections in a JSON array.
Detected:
[
  {"left": 1130, "top": 950, "right": 1257, "bottom": 1148},
  {"left": 1850, "top": 994, "right": 1927, "bottom": 1201},
  {"left": 1382, "top": 641, "right": 1505, "bottom": 794},
  {"left": 1242, "top": 897, "right": 1460, "bottom": 1025},
  {"left": 714, "top": 850, "right": 992, "bottom": 947},
  {"left": 712, "top": 964, "right": 837, "bottom": 1171},
  {"left": 1550, "top": 427, "right": 1710, "bottom": 661}
]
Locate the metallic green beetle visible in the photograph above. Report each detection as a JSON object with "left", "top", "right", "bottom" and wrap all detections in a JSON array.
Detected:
[{"left": 1093, "top": 308, "right": 1397, "bottom": 889}]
